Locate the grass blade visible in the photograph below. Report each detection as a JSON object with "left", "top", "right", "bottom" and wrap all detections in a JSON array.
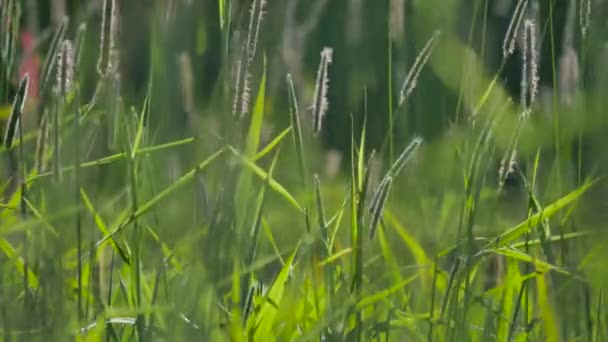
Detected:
[
  {"left": 4, "top": 75, "right": 29, "bottom": 149},
  {"left": 229, "top": 146, "right": 303, "bottom": 213}
]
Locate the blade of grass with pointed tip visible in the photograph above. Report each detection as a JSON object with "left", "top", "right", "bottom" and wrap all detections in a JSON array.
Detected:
[
  {"left": 252, "top": 126, "right": 292, "bottom": 162},
  {"left": 385, "top": 210, "right": 447, "bottom": 291},
  {"left": 356, "top": 275, "right": 419, "bottom": 310},
  {"left": 80, "top": 188, "right": 130, "bottom": 265},
  {"left": 318, "top": 248, "right": 353, "bottom": 266},
  {"left": 4, "top": 75, "right": 28, "bottom": 149},
  {"left": 486, "top": 248, "right": 570, "bottom": 275},
  {"left": 145, "top": 225, "right": 182, "bottom": 272},
  {"left": 245, "top": 55, "right": 266, "bottom": 158},
  {"left": 247, "top": 149, "right": 280, "bottom": 267},
  {"left": 254, "top": 221, "right": 283, "bottom": 271},
  {"left": 23, "top": 198, "right": 58, "bottom": 237},
  {"left": 497, "top": 258, "right": 522, "bottom": 341},
  {"left": 27, "top": 136, "right": 197, "bottom": 183},
  {"left": 377, "top": 223, "right": 409, "bottom": 306},
  {"left": 489, "top": 179, "right": 596, "bottom": 248},
  {"left": 96, "top": 148, "right": 224, "bottom": 246},
  {"left": 135, "top": 147, "right": 225, "bottom": 220},
  {"left": 0, "top": 237, "right": 38, "bottom": 290},
  {"left": 537, "top": 270, "right": 559, "bottom": 341},
  {"left": 369, "top": 177, "right": 392, "bottom": 240},
  {"left": 131, "top": 95, "right": 149, "bottom": 158},
  {"left": 229, "top": 147, "right": 302, "bottom": 213},
  {"left": 252, "top": 244, "right": 299, "bottom": 340},
  {"left": 235, "top": 56, "right": 267, "bottom": 230},
  {"left": 379, "top": 137, "right": 422, "bottom": 185},
  {"left": 287, "top": 73, "right": 307, "bottom": 188}
]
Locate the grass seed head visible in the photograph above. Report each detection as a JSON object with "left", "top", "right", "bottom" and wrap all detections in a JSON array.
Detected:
[
  {"left": 55, "top": 39, "right": 74, "bottom": 96},
  {"left": 502, "top": 0, "right": 528, "bottom": 58},
  {"left": 311, "top": 47, "right": 333, "bottom": 134}
]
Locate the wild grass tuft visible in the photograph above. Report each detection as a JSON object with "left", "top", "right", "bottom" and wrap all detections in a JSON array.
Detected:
[{"left": 1, "top": 1, "right": 606, "bottom": 341}]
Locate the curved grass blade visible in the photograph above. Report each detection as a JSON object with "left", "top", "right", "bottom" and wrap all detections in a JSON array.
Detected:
[
  {"left": 40, "top": 17, "right": 68, "bottom": 96},
  {"left": 252, "top": 126, "right": 292, "bottom": 162},
  {"left": 488, "top": 179, "right": 597, "bottom": 248},
  {"left": 251, "top": 244, "right": 299, "bottom": 340},
  {"left": 0, "top": 237, "right": 39, "bottom": 289},
  {"left": 486, "top": 247, "right": 570, "bottom": 275},
  {"left": 245, "top": 54, "right": 266, "bottom": 158},
  {"left": 27, "top": 136, "right": 197, "bottom": 183},
  {"left": 356, "top": 275, "right": 419, "bottom": 310},
  {"left": 80, "top": 188, "right": 130, "bottom": 265},
  {"left": 287, "top": 73, "right": 307, "bottom": 188},
  {"left": 386, "top": 137, "right": 422, "bottom": 180},
  {"left": 4, "top": 75, "right": 29, "bottom": 149},
  {"left": 369, "top": 177, "right": 392, "bottom": 240},
  {"left": 318, "top": 248, "right": 353, "bottom": 266},
  {"left": 23, "top": 198, "right": 58, "bottom": 237},
  {"left": 229, "top": 146, "right": 303, "bottom": 213},
  {"left": 96, "top": 148, "right": 225, "bottom": 246}
]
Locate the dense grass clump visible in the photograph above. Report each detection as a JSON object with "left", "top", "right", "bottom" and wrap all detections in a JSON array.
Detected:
[{"left": 1, "top": 0, "right": 607, "bottom": 341}]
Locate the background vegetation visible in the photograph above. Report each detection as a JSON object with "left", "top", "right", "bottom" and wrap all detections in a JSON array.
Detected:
[{"left": 1, "top": 0, "right": 608, "bottom": 340}]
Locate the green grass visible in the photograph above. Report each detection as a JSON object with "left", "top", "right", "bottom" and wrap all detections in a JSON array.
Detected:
[{"left": 1, "top": 0, "right": 607, "bottom": 341}]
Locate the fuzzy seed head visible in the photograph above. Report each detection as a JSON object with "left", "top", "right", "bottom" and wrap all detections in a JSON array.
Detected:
[
  {"left": 520, "top": 20, "right": 538, "bottom": 117},
  {"left": 55, "top": 39, "right": 75, "bottom": 96},
  {"left": 399, "top": 31, "right": 439, "bottom": 106},
  {"left": 311, "top": 47, "right": 333, "bottom": 134},
  {"left": 97, "top": 0, "right": 119, "bottom": 78},
  {"left": 503, "top": 0, "right": 528, "bottom": 58}
]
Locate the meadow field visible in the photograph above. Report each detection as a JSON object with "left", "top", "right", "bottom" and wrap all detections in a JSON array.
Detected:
[{"left": 1, "top": 0, "right": 608, "bottom": 340}]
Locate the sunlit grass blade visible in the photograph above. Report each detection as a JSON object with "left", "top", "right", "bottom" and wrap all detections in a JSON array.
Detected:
[
  {"left": 251, "top": 244, "right": 299, "bottom": 340},
  {"left": 96, "top": 148, "right": 225, "bottom": 246},
  {"left": 27, "top": 137, "right": 198, "bottom": 183},
  {"left": 287, "top": 73, "right": 307, "bottom": 188},
  {"left": 235, "top": 55, "right": 267, "bottom": 230},
  {"left": 536, "top": 271, "right": 559, "bottom": 341},
  {"left": 384, "top": 210, "right": 445, "bottom": 290},
  {"left": 0, "top": 237, "right": 39, "bottom": 290},
  {"left": 244, "top": 54, "right": 266, "bottom": 158},
  {"left": 318, "top": 248, "right": 353, "bottom": 266},
  {"left": 489, "top": 179, "right": 597, "bottom": 248},
  {"left": 131, "top": 95, "right": 149, "bottom": 158},
  {"left": 229, "top": 146, "right": 303, "bottom": 213},
  {"left": 484, "top": 248, "right": 571, "bottom": 276},
  {"left": 356, "top": 275, "right": 418, "bottom": 310},
  {"left": 247, "top": 149, "right": 280, "bottom": 267},
  {"left": 377, "top": 224, "right": 409, "bottom": 306},
  {"left": 252, "top": 126, "right": 292, "bottom": 162},
  {"left": 4, "top": 74, "right": 28, "bottom": 149},
  {"left": 22, "top": 198, "right": 58, "bottom": 237},
  {"left": 80, "top": 188, "right": 130, "bottom": 265}
]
